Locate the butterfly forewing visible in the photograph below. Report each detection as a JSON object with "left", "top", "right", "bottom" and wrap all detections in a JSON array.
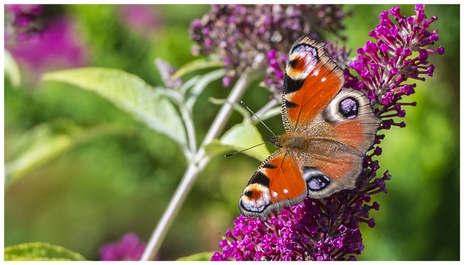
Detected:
[
  {"left": 239, "top": 36, "right": 380, "bottom": 219},
  {"left": 282, "top": 36, "right": 344, "bottom": 133}
]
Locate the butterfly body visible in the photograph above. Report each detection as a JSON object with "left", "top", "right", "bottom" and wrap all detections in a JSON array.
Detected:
[{"left": 239, "top": 36, "right": 381, "bottom": 220}]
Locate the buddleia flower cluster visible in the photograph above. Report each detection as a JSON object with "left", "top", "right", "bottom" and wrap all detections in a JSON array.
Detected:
[
  {"left": 194, "top": 4, "right": 444, "bottom": 261},
  {"left": 5, "top": 4, "right": 44, "bottom": 43},
  {"left": 190, "top": 4, "right": 348, "bottom": 96}
]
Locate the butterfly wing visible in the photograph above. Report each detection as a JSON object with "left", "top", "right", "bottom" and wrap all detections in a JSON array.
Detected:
[
  {"left": 282, "top": 36, "right": 343, "bottom": 133},
  {"left": 239, "top": 36, "right": 380, "bottom": 219},
  {"left": 239, "top": 149, "right": 307, "bottom": 220},
  {"left": 281, "top": 36, "right": 380, "bottom": 199}
]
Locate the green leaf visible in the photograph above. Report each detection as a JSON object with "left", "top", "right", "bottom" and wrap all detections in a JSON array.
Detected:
[
  {"left": 42, "top": 67, "right": 187, "bottom": 148},
  {"left": 259, "top": 106, "right": 281, "bottom": 121},
  {"left": 178, "top": 75, "right": 201, "bottom": 96},
  {"left": 4, "top": 242, "right": 86, "bottom": 261},
  {"left": 172, "top": 57, "right": 223, "bottom": 80},
  {"left": 4, "top": 122, "right": 134, "bottom": 187},
  {"left": 176, "top": 251, "right": 215, "bottom": 261},
  {"left": 204, "top": 139, "right": 235, "bottom": 159},
  {"left": 4, "top": 49, "right": 21, "bottom": 87},
  {"left": 209, "top": 97, "right": 251, "bottom": 120},
  {"left": 184, "top": 69, "right": 225, "bottom": 111},
  {"left": 205, "top": 122, "right": 270, "bottom": 161}
]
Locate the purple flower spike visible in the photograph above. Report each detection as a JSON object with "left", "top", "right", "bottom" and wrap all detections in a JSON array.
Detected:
[
  {"left": 345, "top": 4, "right": 444, "bottom": 129},
  {"left": 213, "top": 157, "right": 390, "bottom": 261},
  {"left": 6, "top": 14, "right": 88, "bottom": 83},
  {"left": 190, "top": 4, "right": 349, "bottom": 97},
  {"left": 5, "top": 4, "right": 44, "bottom": 42},
  {"left": 99, "top": 233, "right": 150, "bottom": 261},
  {"left": 212, "top": 5, "right": 443, "bottom": 261}
]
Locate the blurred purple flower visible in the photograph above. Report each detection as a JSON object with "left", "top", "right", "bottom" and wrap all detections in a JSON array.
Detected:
[
  {"left": 6, "top": 15, "right": 88, "bottom": 83},
  {"left": 119, "top": 5, "right": 163, "bottom": 37},
  {"left": 5, "top": 4, "right": 44, "bottom": 43},
  {"left": 155, "top": 58, "right": 183, "bottom": 89},
  {"left": 212, "top": 4, "right": 443, "bottom": 261},
  {"left": 99, "top": 233, "right": 147, "bottom": 261},
  {"left": 7, "top": 17, "right": 87, "bottom": 69},
  {"left": 190, "top": 4, "right": 349, "bottom": 95}
]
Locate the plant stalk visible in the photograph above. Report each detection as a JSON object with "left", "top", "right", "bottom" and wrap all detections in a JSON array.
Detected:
[{"left": 140, "top": 73, "right": 251, "bottom": 261}]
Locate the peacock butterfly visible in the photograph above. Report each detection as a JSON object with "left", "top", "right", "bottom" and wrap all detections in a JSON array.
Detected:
[{"left": 239, "top": 36, "right": 381, "bottom": 220}]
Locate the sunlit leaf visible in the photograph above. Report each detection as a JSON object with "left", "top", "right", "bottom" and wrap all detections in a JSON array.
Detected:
[
  {"left": 176, "top": 251, "right": 215, "bottom": 261},
  {"left": 258, "top": 106, "right": 281, "bottom": 121},
  {"left": 205, "top": 122, "right": 270, "bottom": 161},
  {"left": 4, "top": 242, "right": 86, "bottom": 261},
  {"left": 4, "top": 49, "right": 21, "bottom": 87},
  {"left": 172, "top": 57, "right": 223, "bottom": 80},
  {"left": 185, "top": 69, "right": 225, "bottom": 111},
  {"left": 4, "top": 122, "right": 134, "bottom": 187},
  {"left": 209, "top": 97, "right": 252, "bottom": 120},
  {"left": 42, "top": 67, "right": 187, "bottom": 148},
  {"left": 178, "top": 75, "right": 201, "bottom": 96},
  {"left": 204, "top": 139, "right": 234, "bottom": 159}
]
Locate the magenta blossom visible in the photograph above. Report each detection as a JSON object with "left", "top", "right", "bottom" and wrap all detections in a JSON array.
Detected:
[
  {"left": 99, "top": 233, "right": 148, "bottom": 261},
  {"left": 6, "top": 6, "right": 89, "bottom": 85},
  {"left": 344, "top": 4, "right": 444, "bottom": 130},
  {"left": 212, "top": 4, "right": 443, "bottom": 261},
  {"left": 7, "top": 17, "right": 88, "bottom": 72},
  {"left": 4, "top": 4, "right": 43, "bottom": 42},
  {"left": 190, "top": 5, "right": 348, "bottom": 93},
  {"left": 119, "top": 5, "right": 163, "bottom": 37}
]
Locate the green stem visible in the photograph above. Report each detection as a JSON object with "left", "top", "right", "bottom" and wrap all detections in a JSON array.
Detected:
[
  {"left": 252, "top": 98, "right": 279, "bottom": 122},
  {"left": 180, "top": 104, "right": 197, "bottom": 160},
  {"left": 140, "top": 73, "right": 252, "bottom": 261}
]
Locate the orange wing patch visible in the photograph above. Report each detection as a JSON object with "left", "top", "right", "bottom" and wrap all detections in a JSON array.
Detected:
[
  {"left": 239, "top": 36, "right": 380, "bottom": 219},
  {"left": 283, "top": 38, "right": 344, "bottom": 132},
  {"left": 239, "top": 151, "right": 307, "bottom": 219}
]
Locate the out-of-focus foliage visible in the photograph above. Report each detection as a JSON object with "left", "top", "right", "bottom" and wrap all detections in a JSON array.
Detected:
[
  {"left": 4, "top": 242, "right": 86, "bottom": 261},
  {"left": 4, "top": 4, "right": 459, "bottom": 261},
  {"left": 342, "top": 5, "right": 459, "bottom": 261}
]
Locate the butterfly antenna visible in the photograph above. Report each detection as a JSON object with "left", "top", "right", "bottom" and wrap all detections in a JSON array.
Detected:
[
  {"left": 224, "top": 142, "right": 266, "bottom": 157},
  {"left": 240, "top": 101, "right": 277, "bottom": 137}
]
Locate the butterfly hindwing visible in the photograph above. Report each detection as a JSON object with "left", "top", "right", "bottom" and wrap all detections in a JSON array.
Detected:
[
  {"left": 323, "top": 89, "right": 381, "bottom": 154},
  {"left": 239, "top": 149, "right": 307, "bottom": 219}
]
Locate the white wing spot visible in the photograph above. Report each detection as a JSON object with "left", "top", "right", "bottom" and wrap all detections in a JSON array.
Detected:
[
  {"left": 312, "top": 68, "right": 320, "bottom": 76},
  {"left": 283, "top": 189, "right": 288, "bottom": 194}
]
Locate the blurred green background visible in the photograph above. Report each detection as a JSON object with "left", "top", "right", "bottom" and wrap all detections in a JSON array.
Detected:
[{"left": 4, "top": 5, "right": 459, "bottom": 261}]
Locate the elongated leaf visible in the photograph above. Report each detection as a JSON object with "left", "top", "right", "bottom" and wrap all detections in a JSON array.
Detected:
[
  {"left": 209, "top": 97, "right": 251, "bottom": 120},
  {"left": 43, "top": 67, "right": 187, "bottom": 148},
  {"left": 178, "top": 75, "right": 201, "bottom": 95},
  {"left": 204, "top": 139, "right": 235, "bottom": 159},
  {"left": 185, "top": 69, "right": 225, "bottom": 111},
  {"left": 4, "top": 242, "right": 86, "bottom": 261},
  {"left": 172, "top": 57, "right": 223, "bottom": 80},
  {"left": 5, "top": 122, "right": 134, "bottom": 187},
  {"left": 4, "top": 49, "right": 21, "bottom": 87},
  {"left": 258, "top": 106, "right": 281, "bottom": 121},
  {"left": 205, "top": 122, "right": 270, "bottom": 161}
]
